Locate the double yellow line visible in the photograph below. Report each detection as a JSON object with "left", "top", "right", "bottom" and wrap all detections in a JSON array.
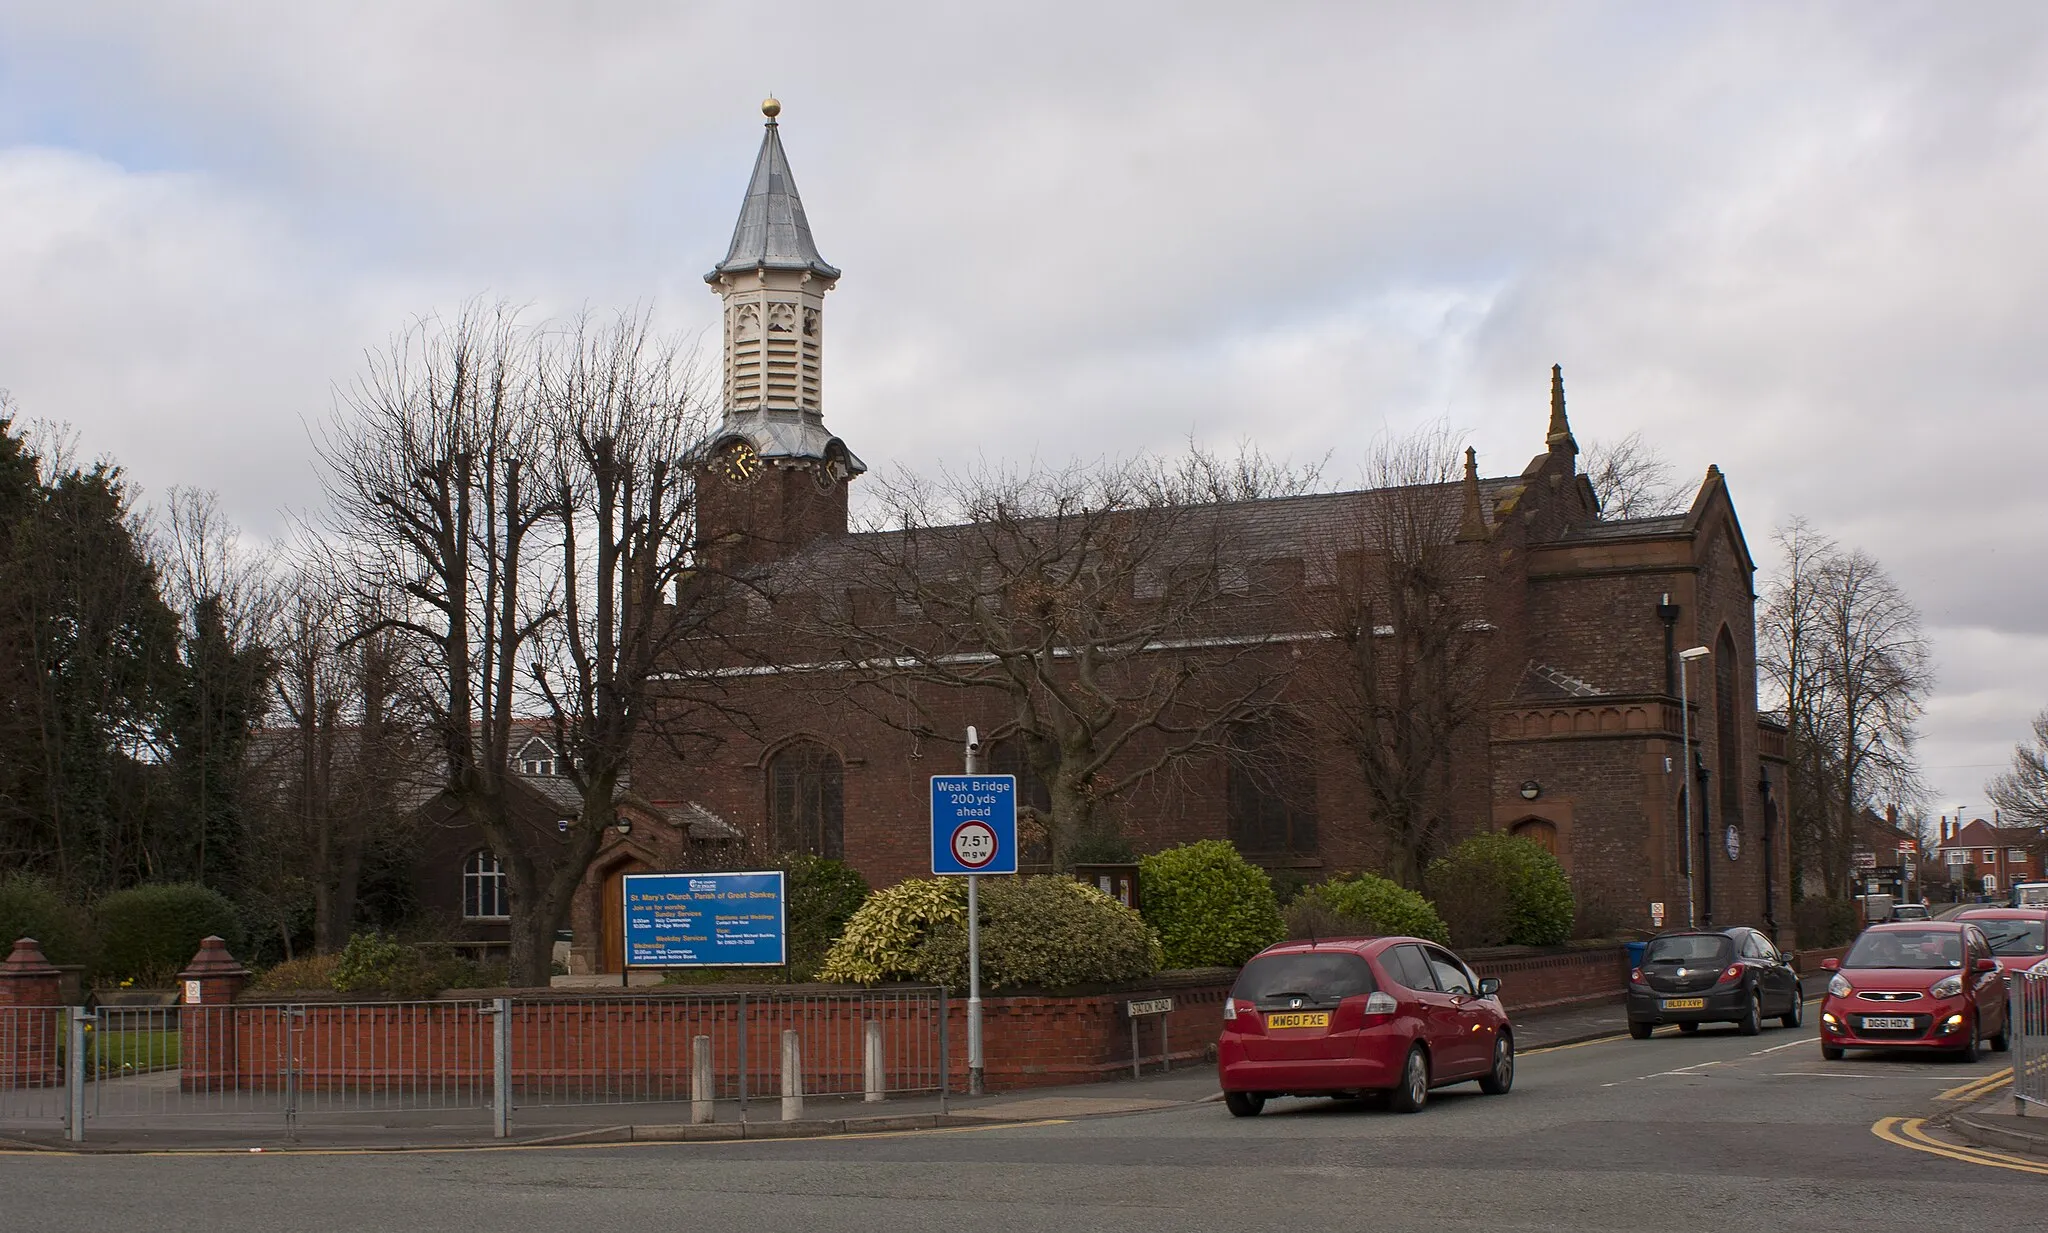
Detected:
[
  {"left": 1872, "top": 1116, "right": 2048, "bottom": 1176},
  {"left": 1937, "top": 1067, "right": 2014, "bottom": 1102}
]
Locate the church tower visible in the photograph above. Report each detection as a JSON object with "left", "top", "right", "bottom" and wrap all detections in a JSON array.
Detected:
[{"left": 699, "top": 98, "right": 864, "bottom": 568}]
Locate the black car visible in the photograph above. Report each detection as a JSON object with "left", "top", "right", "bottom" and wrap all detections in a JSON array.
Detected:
[{"left": 1627, "top": 927, "right": 1803, "bottom": 1037}]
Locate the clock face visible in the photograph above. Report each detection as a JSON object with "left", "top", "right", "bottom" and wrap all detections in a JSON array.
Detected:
[{"left": 714, "top": 440, "right": 763, "bottom": 486}]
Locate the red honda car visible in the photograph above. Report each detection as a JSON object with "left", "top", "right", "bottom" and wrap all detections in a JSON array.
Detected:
[
  {"left": 1953, "top": 908, "right": 2048, "bottom": 978},
  {"left": 1818, "top": 921, "right": 2010, "bottom": 1061},
  {"left": 1217, "top": 936, "right": 1513, "bottom": 1115}
]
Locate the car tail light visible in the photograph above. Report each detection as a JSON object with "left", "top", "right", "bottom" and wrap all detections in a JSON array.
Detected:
[
  {"left": 1362, "top": 990, "right": 1398, "bottom": 1021},
  {"left": 1222, "top": 999, "right": 1237, "bottom": 1021},
  {"left": 1629, "top": 967, "right": 1648, "bottom": 985},
  {"left": 1716, "top": 964, "right": 1744, "bottom": 985}
]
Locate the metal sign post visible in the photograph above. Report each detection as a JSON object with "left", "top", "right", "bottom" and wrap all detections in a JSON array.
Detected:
[{"left": 931, "top": 727, "right": 1017, "bottom": 1097}]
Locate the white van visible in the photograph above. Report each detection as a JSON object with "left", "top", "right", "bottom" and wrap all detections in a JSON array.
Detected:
[{"left": 2012, "top": 881, "right": 2048, "bottom": 908}]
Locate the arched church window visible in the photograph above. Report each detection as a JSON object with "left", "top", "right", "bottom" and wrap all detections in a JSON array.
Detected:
[
  {"left": 463, "top": 850, "right": 508, "bottom": 920},
  {"left": 1226, "top": 716, "right": 1318, "bottom": 856},
  {"left": 768, "top": 739, "right": 844, "bottom": 859},
  {"left": 1715, "top": 628, "right": 1743, "bottom": 837}
]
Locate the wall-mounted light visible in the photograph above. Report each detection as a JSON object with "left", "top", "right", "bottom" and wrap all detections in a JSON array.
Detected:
[
  {"left": 1520, "top": 780, "right": 1542, "bottom": 801},
  {"left": 613, "top": 813, "right": 633, "bottom": 837},
  {"left": 556, "top": 818, "right": 573, "bottom": 833}
]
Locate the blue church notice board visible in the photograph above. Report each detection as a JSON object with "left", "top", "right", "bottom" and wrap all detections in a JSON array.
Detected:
[{"left": 622, "top": 871, "right": 786, "bottom": 968}]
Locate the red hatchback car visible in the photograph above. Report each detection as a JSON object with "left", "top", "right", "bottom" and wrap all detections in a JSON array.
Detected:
[
  {"left": 1217, "top": 937, "right": 1513, "bottom": 1115},
  {"left": 1953, "top": 908, "right": 2048, "bottom": 978},
  {"left": 1818, "top": 921, "right": 2011, "bottom": 1061}
]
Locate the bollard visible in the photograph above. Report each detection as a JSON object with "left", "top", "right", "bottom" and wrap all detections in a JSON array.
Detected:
[
  {"left": 863, "top": 1020, "right": 885, "bottom": 1103},
  {"left": 780, "top": 1029, "right": 803, "bottom": 1121},
  {"left": 691, "top": 1034, "right": 714, "bottom": 1125}
]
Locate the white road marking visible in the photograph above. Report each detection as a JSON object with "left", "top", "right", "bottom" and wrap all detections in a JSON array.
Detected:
[
  {"left": 1752, "top": 1038, "right": 1814, "bottom": 1055},
  {"left": 1769, "top": 1071, "right": 1880, "bottom": 1079}
]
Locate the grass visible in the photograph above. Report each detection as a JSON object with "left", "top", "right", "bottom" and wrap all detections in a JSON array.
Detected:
[{"left": 88, "top": 1027, "right": 181, "bottom": 1076}]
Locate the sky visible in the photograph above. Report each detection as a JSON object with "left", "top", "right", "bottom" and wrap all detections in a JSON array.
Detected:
[{"left": 2, "top": 2, "right": 2045, "bottom": 823}]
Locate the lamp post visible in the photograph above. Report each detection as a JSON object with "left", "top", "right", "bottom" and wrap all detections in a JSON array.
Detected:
[{"left": 1678, "top": 645, "right": 1711, "bottom": 929}]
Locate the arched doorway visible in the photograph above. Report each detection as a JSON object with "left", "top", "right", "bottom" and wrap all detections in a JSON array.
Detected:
[
  {"left": 1510, "top": 818, "right": 1559, "bottom": 856},
  {"left": 600, "top": 857, "right": 653, "bottom": 976}
]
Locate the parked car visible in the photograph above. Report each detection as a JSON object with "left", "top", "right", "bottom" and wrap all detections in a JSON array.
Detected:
[
  {"left": 1818, "top": 921, "right": 2011, "bottom": 1061},
  {"left": 1626, "top": 927, "right": 1803, "bottom": 1037},
  {"left": 1953, "top": 907, "right": 2048, "bottom": 977},
  {"left": 1216, "top": 936, "right": 1513, "bottom": 1116}
]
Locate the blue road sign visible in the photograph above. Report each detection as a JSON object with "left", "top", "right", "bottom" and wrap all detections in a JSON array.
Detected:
[
  {"left": 931, "top": 774, "right": 1019, "bottom": 876},
  {"left": 622, "top": 870, "right": 786, "bottom": 968}
]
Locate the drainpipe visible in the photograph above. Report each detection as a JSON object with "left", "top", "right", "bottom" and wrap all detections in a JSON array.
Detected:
[
  {"left": 1759, "top": 770, "right": 1778, "bottom": 939},
  {"left": 1697, "top": 754, "right": 1715, "bottom": 928}
]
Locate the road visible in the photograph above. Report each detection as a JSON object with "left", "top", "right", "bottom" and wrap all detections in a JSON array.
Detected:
[{"left": 6, "top": 1020, "right": 2041, "bottom": 1232}]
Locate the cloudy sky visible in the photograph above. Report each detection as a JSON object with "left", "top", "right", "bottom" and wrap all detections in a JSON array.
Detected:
[{"left": 3, "top": 2, "right": 2045, "bottom": 820}]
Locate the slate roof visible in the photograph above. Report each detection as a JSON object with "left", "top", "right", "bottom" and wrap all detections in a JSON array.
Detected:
[
  {"left": 1550, "top": 513, "right": 1689, "bottom": 543},
  {"left": 706, "top": 118, "right": 840, "bottom": 283}
]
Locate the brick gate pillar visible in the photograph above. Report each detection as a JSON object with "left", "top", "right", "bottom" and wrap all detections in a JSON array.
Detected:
[
  {"left": 0, "top": 938, "right": 64, "bottom": 1088},
  {"left": 177, "top": 936, "right": 249, "bottom": 1093}
]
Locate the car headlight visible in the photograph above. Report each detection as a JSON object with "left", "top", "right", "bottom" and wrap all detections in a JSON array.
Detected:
[
  {"left": 1930, "top": 974, "right": 1963, "bottom": 999},
  {"left": 1828, "top": 973, "right": 1852, "bottom": 998}
]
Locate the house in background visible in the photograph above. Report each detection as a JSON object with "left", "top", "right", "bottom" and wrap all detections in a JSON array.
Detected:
[{"left": 1933, "top": 815, "right": 2044, "bottom": 900}]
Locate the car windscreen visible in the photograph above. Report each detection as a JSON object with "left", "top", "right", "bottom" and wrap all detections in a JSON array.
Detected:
[
  {"left": 1843, "top": 929, "right": 1963, "bottom": 970},
  {"left": 1974, "top": 920, "right": 2048, "bottom": 957},
  {"left": 1644, "top": 935, "right": 1733, "bottom": 964},
  {"left": 1230, "top": 952, "right": 1377, "bottom": 1006}
]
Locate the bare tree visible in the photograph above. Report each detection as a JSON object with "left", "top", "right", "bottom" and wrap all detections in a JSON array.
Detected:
[
  {"left": 320, "top": 304, "right": 721, "bottom": 983},
  {"left": 1294, "top": 423, "right": 1497, "bottom": 888},
  {"left": 1583, "top": 431, "right": 1688, "bottom": 519},
  {"left": 1760, "top": 518, "right": 1932, "bottom": 898},
  {"left": 794, "top": 447, "right": 1313, "bottom": 863},
  {"left": 1988, "top": 710, "right": 2048, "bottom": 838}
]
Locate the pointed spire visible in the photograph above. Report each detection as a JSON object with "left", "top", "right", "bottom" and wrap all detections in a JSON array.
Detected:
[
  {"left": 705, "top": 98, "right": 840, "bottom": 284},
  {"left": 1457, "top": 446, "right": 1488, "bottom": 542},
  {"left": 1546, "top": 364, "right": 1577, "bottom": 455}
]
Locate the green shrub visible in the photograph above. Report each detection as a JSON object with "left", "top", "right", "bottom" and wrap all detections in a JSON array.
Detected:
[
  {"left": 817, "top": 879, "right": 965, "bottom": 984},
  {"left": 326, "top": 931, "right": 504, "bottom": 998},
  {"left": 95, "top": 883, "right": 244, "bottom": 983},
  {"left": 248, "top": 952, "right": 342, "bottom": 992},
  {"left": 914, "top": 876, "right": 1161, "bottom": 991},
  {"left": 0, "top": 873, "right": 96, "bottom": 970},
  {"left": 1427, "top": 833, "right": 1575, "bottom": 947},
  {"left": 1425, "top": 853, "right": 1513, "bottom": 948},
  {"left": 783, "top": 855, "right": 870, "bottom": 981},
  {"left": 1793, "top": 896, "right": 1859, "bottom": 949},
  {"left": 1138, "top": 840, "right": 1285, "bottom": 969},
  {"left": 1293, "top": 873, "right": 1450, "bottom": 943}
]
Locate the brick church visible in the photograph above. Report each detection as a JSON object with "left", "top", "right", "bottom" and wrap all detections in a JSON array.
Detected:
[{"left": 545, "top": 102, "right": 1793, "bottom": 973}]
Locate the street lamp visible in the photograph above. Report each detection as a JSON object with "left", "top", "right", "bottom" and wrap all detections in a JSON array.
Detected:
[{"left": 1678, "top": 645, "right": 1711, "bottom": 929}]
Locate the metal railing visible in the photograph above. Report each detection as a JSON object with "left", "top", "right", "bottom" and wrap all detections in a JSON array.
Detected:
[
  {"left": 1, "top": 987, "right": 948, "bottom": 1142},
  {"left": 2015, "top": 966, "right": 2048, "bottom": 1115}
]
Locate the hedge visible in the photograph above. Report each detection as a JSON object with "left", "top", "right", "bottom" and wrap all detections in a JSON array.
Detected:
[
  {"left": 915, "top": 876, "right": 1160, "bottom": 991},
  {"left": 0, "top": 873, "right": 95, "bottom": 970},
  {"left": 1138, "top": 840, "right": 1285, "bottom": 969},
  {"left": 1292, "top": 873, "right": 1450, "bottom": 943},
  {"left": 95, "top": 883, "right": 244, "bottom": 983},
  {"left": 1427, "top": 833, "right": 1575, "bottom": 947}
]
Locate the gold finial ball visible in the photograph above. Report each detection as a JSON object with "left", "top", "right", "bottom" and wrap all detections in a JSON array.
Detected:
[{"left": 761, "top": 97, "right": 781, "bottom": 119}]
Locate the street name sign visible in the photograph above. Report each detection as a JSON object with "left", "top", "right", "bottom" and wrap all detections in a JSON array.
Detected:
[
  {"left": 622, "top": 870, "right": 786, "bottom": 968},
  {"left": 930, "top": 775, "right": 1019, "bottom": 876}
]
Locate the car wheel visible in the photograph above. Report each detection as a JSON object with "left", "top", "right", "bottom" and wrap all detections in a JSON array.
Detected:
[
  {"left": 1479, "top": 1032, "right": 1515, "bottom": 1096},
  {"left": 1388, "top": 1046, "right": 1429, "bottom": 1114},
  {"left": 1956, "top": 1017, "right": 1981, "bottom": 1064},
  {"left": 1780, "top": 991, "right": 1804, "bottom": 1029},
  {"left": 1628, "top": 1021, "right": 1653, "bottom": 1040},
  {"left": 1223, "top": 1090, "right": 1265, "bottom": 1118},
  {"left": 1991, "top": 1002, "right": 2011, "bottom": 1053},
  {"left": 1678, "top": 1022, "right": 1700, "bottom": 1034},
  {"left": 1821, "top": 1043, "right": 1844, "bottom": 1061},
  {"left": 1738, "top": 990, "right": 1763, "bottom": 1037}
]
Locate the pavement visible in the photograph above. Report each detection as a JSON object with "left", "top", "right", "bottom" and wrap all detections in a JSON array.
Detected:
[
  {"left": 5, "top": 998, "right": 2043, "bottom": 1233},
  {"left": 0, "top": 986, "right": 1802, "bottom": 1154}
]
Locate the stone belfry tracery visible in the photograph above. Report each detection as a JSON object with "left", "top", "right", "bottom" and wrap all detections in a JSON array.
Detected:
[{"left": 700, "top": 99, "right": 863, "bottom": 566}]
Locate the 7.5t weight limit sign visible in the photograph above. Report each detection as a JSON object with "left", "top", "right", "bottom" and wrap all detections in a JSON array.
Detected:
[{"left": 931, "top": 775, "right": 1018, "bottom": 876}]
